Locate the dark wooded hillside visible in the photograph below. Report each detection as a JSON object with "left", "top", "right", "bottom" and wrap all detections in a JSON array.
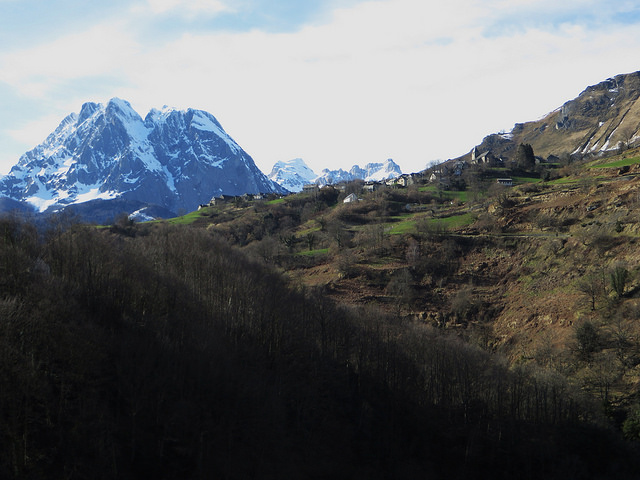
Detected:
[{"left": 0, "top": 215, "right": 637, "bottom": 479}]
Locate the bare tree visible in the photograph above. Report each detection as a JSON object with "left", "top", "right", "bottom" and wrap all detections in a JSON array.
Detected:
[
  {"left": 618, "top": 124, "right": 637, "bottom": 150},
  {"left": 577, "top": 272, "right": 606, "bottom": 311}
]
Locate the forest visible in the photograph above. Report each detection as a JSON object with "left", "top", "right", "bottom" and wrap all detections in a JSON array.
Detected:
[{"left": 0, "top": 199, "right": 639, "bottom": 479}]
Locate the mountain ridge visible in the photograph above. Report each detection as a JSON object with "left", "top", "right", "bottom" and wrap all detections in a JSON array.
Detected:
[
  {"left": 267, "top": 158, "right": 317, "bottom": 192},
  {"left": 0, "top": 98, "right": 286, "bottom": 221},
  {"left": 269, "top": 157, "right": 403, "bottom": 192},
  {"left": 461, "top": 70, "right": 640, "bottom": 164}
]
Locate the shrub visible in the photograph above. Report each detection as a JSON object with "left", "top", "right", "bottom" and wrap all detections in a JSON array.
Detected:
[
  {"left": 575, "top": 321, "right": 601, "bottom": 361},
  {"left": 611, "top": 264, "right": 630, "bottom": 298},
  {"left": 623, "top": 405, "right": 640, "bottom": 441}
]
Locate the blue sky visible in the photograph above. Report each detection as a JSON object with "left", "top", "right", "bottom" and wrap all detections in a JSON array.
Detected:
[{"left": 1, "top": 0, "right": 640, "bottom": 176}]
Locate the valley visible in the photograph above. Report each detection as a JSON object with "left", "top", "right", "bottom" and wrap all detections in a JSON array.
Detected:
[
  {"left": 158, "top": 146, "right": 640, "bottom": 432},
  {"left": 4, "top": 72, "right": 640, "bottom": 478}
]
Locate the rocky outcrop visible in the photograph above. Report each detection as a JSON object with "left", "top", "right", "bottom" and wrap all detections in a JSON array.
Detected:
[{"left": 465, "top": 71, "right": 640, "bottom": 162}]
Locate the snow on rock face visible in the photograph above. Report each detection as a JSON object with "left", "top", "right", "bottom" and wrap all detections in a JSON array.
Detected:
[
  {"left": 0, "top": 98, "right": 286, "bottom": 218},
  {"left": 311, "top": 158, "right": 402, "bottom": 186},
  {"left": 314, "top": 168, "right": 353, "bottom": 186},
  {"left": 352, "top": 159, "right": 403, "bottom": 182},
  {"left": 269, "top": 158, "right": 402, "bottom": 190},
  {"left": 268, "top": 158, "right": 316, "bottom": 192}
]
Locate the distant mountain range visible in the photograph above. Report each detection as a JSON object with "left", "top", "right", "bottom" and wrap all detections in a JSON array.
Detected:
[
  {"left": 462, "top": 71, "right": 640, "bottom": 163},
  {"left": 268, "top": 158, "right": 403, "bottom": 192},
  {"left": 0, "top": 98, "right": 286, "bottom": 222}
]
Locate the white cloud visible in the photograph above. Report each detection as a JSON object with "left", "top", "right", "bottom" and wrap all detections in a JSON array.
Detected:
[
  {"left": 7, "top": 114, "right": 66, "bottom": 148},
  {"left": 0, "top": 22, "right": 138, "bottom": 98},
  {"left": 143, "top": 0, "right": 231, "bottom": 16},
  {"left": 2, "top": 0, "right": 640, "bottom": 175},
  {"left": 121, "top": 0, "right": 491, "bottom": 170}
]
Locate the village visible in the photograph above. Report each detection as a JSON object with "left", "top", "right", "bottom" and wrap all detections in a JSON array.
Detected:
[{"left": 200, "top": 147, "right": 520, "bottom": 210}]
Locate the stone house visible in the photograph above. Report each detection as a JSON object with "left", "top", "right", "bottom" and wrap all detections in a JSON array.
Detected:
[
  {"left": 209, "top": 194, "right": 236, "bottom": 206},
  {"left": 302, "top": 184, "right": 319, "bottom": 195}
]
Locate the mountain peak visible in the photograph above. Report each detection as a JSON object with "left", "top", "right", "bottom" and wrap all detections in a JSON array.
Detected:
[
  {"left": 105, "top": 98, "right": 145, "bottom": 126},
  {"left": 268, "top": 158, "right": 316, "bottom": 193},
  {"left": 106, "top": 97, "right": 135, "bottom": 113},
  {"left": 0, "top": 100, "right": 286, "bottom": 221},
  {"left": 348, "top": 159, "right": 402, "bottom": 183},
  {"left": 78, "top": 102, "right": 101, "bottom": 124},
  {"left": 145, "top": 105, "right": 175, "bottom": 122},
  {"left": 269, "top": 158, "right": 402, "bottom": 191}
]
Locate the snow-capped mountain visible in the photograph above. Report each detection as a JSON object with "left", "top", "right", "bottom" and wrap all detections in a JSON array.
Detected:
[
  {"left": 350, "top": 159, "right": 403, "bottom": 182},
  {"left": 314, "top": 159, "right": 402, "bottom": 185},
  {"left": 314, "top": 168, "right": 354, "bottom": 186},
  {"left": 268, "top": 158, "right": 316, "bottom": 193},
  {"left": 0, "top": 98, "right": 286, "bottom": 221},
  {"left": 269, "top": 158, "right": 403, "bottom": 190}
]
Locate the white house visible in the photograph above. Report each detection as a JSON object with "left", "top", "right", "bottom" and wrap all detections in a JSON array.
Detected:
[
  {"left": 343, "top": 193, "right": 359, "bottom": 203},
  {"left": 497, "top": 178, "right": 513, "bottom": 186}
]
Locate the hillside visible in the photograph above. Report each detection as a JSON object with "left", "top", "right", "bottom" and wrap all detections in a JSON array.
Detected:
[
  {"left": 2, "top": 157, "right": 640, "bottom": 477},
  {"left": 462, "top": 71, "right": 640, "bottom": 163},
  {"left": 162, "top": 148, "right": 640, "bottom": 431},
  {"left": 6, "top": 72, "right": 640, "bottom": 478}
]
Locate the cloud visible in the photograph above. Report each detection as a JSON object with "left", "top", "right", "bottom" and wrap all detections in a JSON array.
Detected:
[
  {"left": 143, "top": 0, "right": 232, "bottom": 17},
  {"left": 0, "top": 21, "right": 138, "bottom": 98},
  {"left": 2, "top": 0, "right": 640, "bottom": 175},
  {"left": 7, "top": 114, "right": 67, "bottom": 147}
]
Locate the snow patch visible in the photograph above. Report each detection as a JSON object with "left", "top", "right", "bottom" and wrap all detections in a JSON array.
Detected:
[
  {"left": 136, "top": 148, "right": 164, "bottom": 173},
  {"left": 53, "top": 157, "right": 75, "bottom": 177},
  {"left": 163, "top": 166, "right": 176, "bottom": 193},
  {"left": 25, "top": 177, "right": 118, "bottom": 212},
  {"left": 129, "top": 208, "right": 155, "bottom": 222},
  {"left": 75, "top": 184, "right": 118, "bottom": 203},
  {"left": 190, "top": 111, "right": 239, "bottom": 154},
  {"left": 25, "top": 177, "right": 57, "bottom": 212}
]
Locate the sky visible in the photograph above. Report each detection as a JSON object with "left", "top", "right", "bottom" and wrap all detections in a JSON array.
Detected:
[{"left": 1, "top": 1, "right": 640, "bottom": 177}]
